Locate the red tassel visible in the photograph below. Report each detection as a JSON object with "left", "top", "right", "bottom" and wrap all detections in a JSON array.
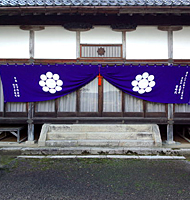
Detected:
[{"left": 97, "top": 72, "right": 102, "bottom": 86}]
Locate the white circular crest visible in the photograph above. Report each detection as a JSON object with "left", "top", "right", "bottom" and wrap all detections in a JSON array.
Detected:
[
  {"left": 49, "top": 89, "right": 56, "bottom": 94},
  {"left": 135, "top": 74, "right": 142, "bottom": 81},
  {"left": 46, "top": 72, "right": 53, "bottom": 78},
  {"left": 39, "top": 80, "right": 45, "bottom": 87},
  {"left": 40, "top": 74, "right": 47, "bottom": 81},
  {"left": 42, "top": 86, "right": 49, "bottom": 92},
  {"left": 145, "top": 87, "right": 152, "bottom": 93},
  {"left": 131, "top": 80, "right": 138, "bottom": 87},
  {"left": 131, "top": 72, "right": 156, "bottom": 94},
  {"left": 142, "top": 72, "right": 149, "bottom": 78},
  {"left": 133, "top": 86, "right": 139, "bottom": 92},
  {"left": 53, "top": 74, "right": 59, "bottom": 80},
  {"left": 139, "top": 89, "right": 145, "bottom": 94},
  {"left": 149, "top": 81, "right": 155, "bottom": 87},
  {"left": 39, "top": 72, "right": 63, "bottom": 94},
  {"left": 57, "top": 80, "right": 63, "bottom": 86},
  {"left": 148, "top": 75, "right": 154, "bottom": 81},
  {"left": 55, "top": 86, "right": 62, "bottom": 91},
  {"left": 139, "top": 79, "right": 149, "bottom": 89},
  {"left": 46, "top": 79, "right": 56, "bottom": 89}
]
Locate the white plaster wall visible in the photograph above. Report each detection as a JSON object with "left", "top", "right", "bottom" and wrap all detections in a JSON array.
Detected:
[
  {"left": 34, "top": 27, "right": 76, "bottom": 59},
  {"left": 126, "top": 26, "right": 168, "bottom": 59},
  {"left": 0, "top": 26, "right": 29, "bottom": 58},
  {"left": 81, "top": 26, "right": 122, "bottom": 44},
  {"left": 173, "top": 27, "right": 190, "bottom": 59}
]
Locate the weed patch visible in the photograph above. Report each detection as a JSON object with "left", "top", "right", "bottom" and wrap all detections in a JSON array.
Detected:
[{"left": 0, "top": 155, "right": 16, "bottom": 167}]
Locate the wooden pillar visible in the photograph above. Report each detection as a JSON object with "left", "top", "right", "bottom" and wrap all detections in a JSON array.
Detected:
[
  {"left": 20, "top": 25, "right": 45, "bottom": 143},
  {"left": 27, "top": 102, "right": 34, "bottom": 141},
  {"left": 29, "top": 30, "right": 34, "bottom": 61},
  {"left": 28, "top": 29, "right": 35, "bottom": 142},
  {"left": 167, "top": 29, "right": 175, "bottom": 144},
  {"left": 20, "top": 25, "right": 45, "bottom": 61},
  {"left": 112, "top": 25, "right": 136, "bottom": 119},
  {"left": 76, "top": 31, "right": 80, "bottom": 59},
  {"left": 62, "top": 23, "right": 93, "bottom": 60},
  {"left": 122, "top": 31, "right": 126, "bottom": 59},
  {"left": 111, "top": 25, "right": 136, "bottom": 60},
  {"left": 158, "top": 26, "right": 183, "bottom": 144},
  {"left": 168, "top": 29, "right": 173, "bottom": 62},
  {"left": 167, "top": 103, "right": 174, "bottom": 143}
]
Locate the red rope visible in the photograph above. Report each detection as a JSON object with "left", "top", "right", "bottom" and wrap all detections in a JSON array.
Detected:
[{"left": 97, "top": 65, "right": 102, "bottom": 86}]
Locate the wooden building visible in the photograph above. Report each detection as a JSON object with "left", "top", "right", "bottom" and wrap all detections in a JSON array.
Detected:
[{"left": 0, "top": 0, "right": 190, "bottom": 144}]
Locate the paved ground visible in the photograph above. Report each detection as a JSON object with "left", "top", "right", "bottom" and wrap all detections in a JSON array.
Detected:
[{"left": 0, "top": 157, "right": 190, "bottom": 200}]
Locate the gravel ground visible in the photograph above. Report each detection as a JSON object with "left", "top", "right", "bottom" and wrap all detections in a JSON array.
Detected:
[{"left": 0, "top": 158, "right": 190, "bottom": 200}]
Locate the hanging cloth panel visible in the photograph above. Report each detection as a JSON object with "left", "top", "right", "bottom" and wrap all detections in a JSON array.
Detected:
[
  {"left": 101, "top": 65, "right": 190, "bottom": 104},
  {"left": 1, "top": 64, "right": 190, "bottom": 104},
  {"left": 0, "top": 64, "right": 98, "bottom": 102}
]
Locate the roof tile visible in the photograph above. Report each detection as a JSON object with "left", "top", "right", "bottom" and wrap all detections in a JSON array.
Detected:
[{"left": 0, "top": 0, "right": 190, "bottom": 7}]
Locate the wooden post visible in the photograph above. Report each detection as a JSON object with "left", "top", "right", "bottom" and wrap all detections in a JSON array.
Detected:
[
  {"left": 63, "top": 23, "right": 93, "bottom": 59},
  {"left": 29, "top": 30, "right": 34, "bottom": 61},
  {"left": 167, "top": 104, "right": 175, "bottom": 144},
  {"left": 28, "top": 29, "right": 35, "bottom": 143},
  {"left": 76, "top": 31, "right": 80, "bottom": 59},
  {"left": 20, "top": 25, "right": 45, "bottom": 143},
  {"left": 158, "top": 26, "right": 182, "bottom": 144},
  {"left": 122, "top": 31, "right": 126, "bottom": 59},
  {"left": 168, "top": 30, "right": 173, "bottom": 62},
  {"left": 167, "top": 29, "right": 175, "bottom": 144},
  {"left": 27, "top": 102, "right": 34, "bottom": 141}
]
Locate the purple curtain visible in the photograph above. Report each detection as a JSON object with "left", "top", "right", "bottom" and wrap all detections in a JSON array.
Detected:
[
  {"left": 0, "top": 64, "right": 98, "bottom": 102},
  {"left": 1, "top": 64, "right": 190, "bottom": 104},
  {"left": 101, "top": 65, "right": 190, "bottom": 104}
]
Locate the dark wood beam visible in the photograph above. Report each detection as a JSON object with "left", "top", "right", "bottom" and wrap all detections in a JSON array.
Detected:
[
  {"left": 1, "top": 116, "right": 190, "bottom": 125},
  {"left": 0, "top": 14, "right": 189, "bottom": 25},
  {"left": 20, "top": 25, "right": 45, "bottom": 31},
  {"left": 2, "top": 58, "right": 190, "bottom": 65},
  {"left": 1, "top": 6, "right": 190, "bottom": 15},
  {"left": 158, "top": 26, "right": 183, "bottom": 31}
]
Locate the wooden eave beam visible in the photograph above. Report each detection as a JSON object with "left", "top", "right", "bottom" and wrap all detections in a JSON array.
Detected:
[
  {"left": 8, "top": 12, "right": 19, "bottom": 16},
  {"left": 0, "top": 6, "right": 190, "bottom": 15},
  {"left": 3, "top": 58, "right": 190, "bottom": 65},
  {"left": 0, "top": 13, "right": 190, "bottom": 26}
]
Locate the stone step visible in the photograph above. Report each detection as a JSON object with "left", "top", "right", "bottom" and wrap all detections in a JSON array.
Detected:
[
  {"left": 46, "top": 139, "right": 155, "bottom": 147},
  {"left": 47, "top": 132, "right": 153, "bottom": 140},
  {"left": 38, "top": 124, "right": 162, "bottom": 147},
  {"left": 48, "top": 124, "right": 154, "bottom": 133}
]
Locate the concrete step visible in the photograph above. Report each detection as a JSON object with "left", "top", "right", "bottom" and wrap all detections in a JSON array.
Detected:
[
  {"left": 47, "top": 132, "right": 153, "bottom": 140},
  {"left": 45, "top": 139, "right": 155, "bottom": 147},
  {"left": 48, "top": 124, "right": 154, "bottom": 133},
  {"left": 38, "top": 124, "right": 162, "bottom": 147}
]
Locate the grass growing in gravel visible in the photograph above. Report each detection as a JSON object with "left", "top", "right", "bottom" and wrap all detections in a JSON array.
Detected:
[{"left": 0, "top": 155, "right": 16, "bottom": 167}]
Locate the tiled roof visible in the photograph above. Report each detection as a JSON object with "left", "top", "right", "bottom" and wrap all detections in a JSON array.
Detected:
[{"left": 0, "top": 0, "right": 190, "bottom": 7}]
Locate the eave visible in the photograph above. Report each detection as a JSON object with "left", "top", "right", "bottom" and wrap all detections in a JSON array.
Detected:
[
  {"left": 0, "top": 6, "right": 190, "bottom": 25},
  {"left": 1, "top": 6, "right": 190, "bottom": 15}
]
